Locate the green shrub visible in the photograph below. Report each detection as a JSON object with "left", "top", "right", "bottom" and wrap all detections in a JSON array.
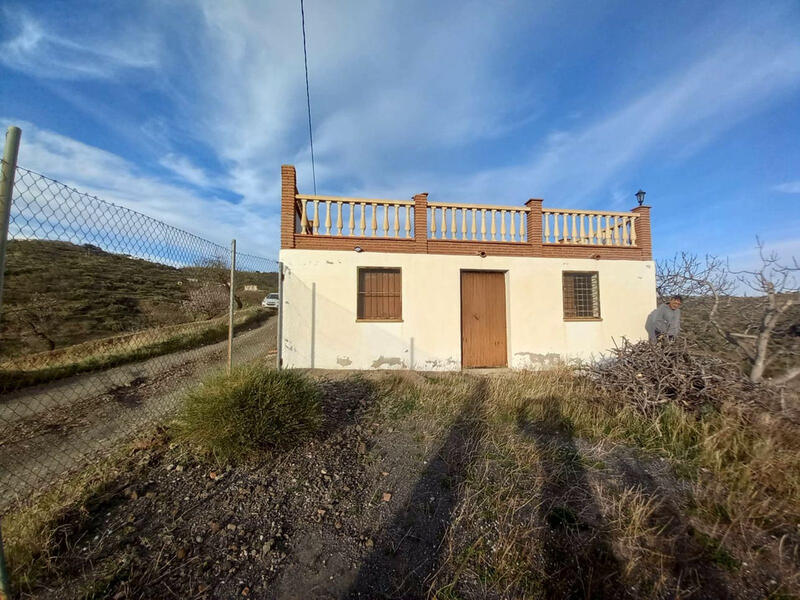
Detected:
[{"left": 178, "top": 367, "right": 321, "bottom": 464}]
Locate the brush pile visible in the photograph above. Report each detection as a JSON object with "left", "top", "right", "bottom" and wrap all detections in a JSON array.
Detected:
[{"left": 591, "top": 339, "right": 768, "bottom": 414}]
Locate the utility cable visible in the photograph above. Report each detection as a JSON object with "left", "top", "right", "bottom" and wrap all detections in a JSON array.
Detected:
[{"left": 300, "top": 0, "right": 317, "bottom": 194}]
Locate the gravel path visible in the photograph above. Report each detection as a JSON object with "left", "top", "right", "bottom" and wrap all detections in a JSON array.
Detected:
[{"left": 0, "top": 316, "right": 277, "bottom": 510}]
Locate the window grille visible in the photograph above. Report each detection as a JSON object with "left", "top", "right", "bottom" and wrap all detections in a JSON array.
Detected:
[{"left": 562, "top": 271, "right": 600, "bottom": 319}]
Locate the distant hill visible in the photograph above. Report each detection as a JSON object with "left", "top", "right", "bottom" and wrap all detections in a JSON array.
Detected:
[
  {"left": 0, "top": 240, "right": 278, "bottom": 359},
  {"left": 673, "top": 295, "right": 799, "bottom": 379}
]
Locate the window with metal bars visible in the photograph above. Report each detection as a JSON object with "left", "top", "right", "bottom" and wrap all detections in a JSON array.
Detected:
[
  {"left": 357, "top": 267, "right": 402, "bottom": 321},
  {"left": 562, "top": 271, "right": 601, "bottom": 320}
]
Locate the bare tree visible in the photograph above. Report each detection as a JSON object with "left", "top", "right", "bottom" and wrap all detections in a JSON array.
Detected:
[
  {"left": 181, "top": 286, "right": 229, "bottom": 320},
  {"left": 190, "top": 257, "right": 242, "bottom": 310},
  {"left": 18, "top": 294, "right": 61, "bottom": 351},
  {"left": 658, "top": 239, "right": 799, "bottom": 384}
]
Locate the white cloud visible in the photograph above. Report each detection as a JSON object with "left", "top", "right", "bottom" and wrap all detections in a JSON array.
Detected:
[
  {"left": 159, "top": 154, "right": 213, "bottom": 189},
  {"left": 435, "top": 28, "right": 800, "bottom": 207},
  {"left": 175, "top": 0, "right": 547, "bottom": 200},
  {"left": 0, "top": 10, "right": 159, "bottom": 80},
  {"left": 773, "top": 181, "right": 800, "bottom": 194},
  {"left": 7, "top": 119, "right": 279, "bottom": 259},
  {"left": 158, "top": 0, "right": 800, "bottom": 219}
]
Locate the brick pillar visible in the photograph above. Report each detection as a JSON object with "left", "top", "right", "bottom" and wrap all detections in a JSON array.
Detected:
[
  {"left": 281, "top": 165, "right": 297, "bottom": 249},
  {"left": 525, "top": 198, "right": 543, "bottom": 256},
  {"left": 413, "top": 193, "right": 428, "bottom": 254},
  {"left": 631, "top": 205, "right": 652, "bottom": 260}
]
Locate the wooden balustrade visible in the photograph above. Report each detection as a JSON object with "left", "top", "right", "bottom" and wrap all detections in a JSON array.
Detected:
[
  {"left": 295, "top": 194, "right": 639, "bottom": 248},
  {"left": 541, "top": 209, "right": 638, "bottom": 246},
  {"left": 296, "top": 194, "right": 414, "bottom": 238},
  {"left": 427, "top": 202, "right": 529, "bottom": 242}
]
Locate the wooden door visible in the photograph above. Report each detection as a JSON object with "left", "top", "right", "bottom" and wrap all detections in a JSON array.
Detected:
[{"left": 461, "top": 271, "right": 507, "bottom": 368}]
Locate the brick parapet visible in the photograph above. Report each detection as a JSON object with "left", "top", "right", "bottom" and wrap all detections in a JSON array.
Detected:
[
  {"left": 281, "top": 165, "right": 297, "bottom": 249},
  {"left": 413, "top": 193, "right": 429, "bottom": 254},
  {"left": 525, "top": 198, "right": 543, "bottom": 256},
  {"left": 631, "top": 205, "right": 652, "bottom": 260},
  {"left": 294, "top": 236, "right": 418, "bottom": 253}
]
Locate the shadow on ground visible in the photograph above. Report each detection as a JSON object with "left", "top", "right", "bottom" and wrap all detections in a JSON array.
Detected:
[
  {"left": 345, "top": 377, "right": 488, "bottom": 599},
  {"left": 517, "top": 401, "right": 627, "bottom": 600}
]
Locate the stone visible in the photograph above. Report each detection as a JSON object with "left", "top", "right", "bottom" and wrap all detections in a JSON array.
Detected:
[{"left": 382, "top": 492, "right": 392, "bottom": 502}]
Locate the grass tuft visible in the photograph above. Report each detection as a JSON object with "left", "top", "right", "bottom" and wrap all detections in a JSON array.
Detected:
[{"left": 177, "top": 367, "right": 322, "bottom": 464}]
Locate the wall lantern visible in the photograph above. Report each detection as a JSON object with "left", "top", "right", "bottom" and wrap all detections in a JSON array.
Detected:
[{"left": 635, "top": 189, "right": 646, "bottom": 206}]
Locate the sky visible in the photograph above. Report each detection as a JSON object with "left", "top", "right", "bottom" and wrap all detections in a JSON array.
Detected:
[{"left": 1, "top": 0, "right": 799, "bottom": 264}]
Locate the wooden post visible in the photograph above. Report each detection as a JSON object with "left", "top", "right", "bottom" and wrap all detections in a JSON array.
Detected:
[
  {"left": 413, "top": 193, "right": 428, "bottom": 253},
  {"left": 227, "top": 239, "right": 236, "bottom": 375},
  {"left": 525, "top": 198, "right": 543, "bottom": 255}
]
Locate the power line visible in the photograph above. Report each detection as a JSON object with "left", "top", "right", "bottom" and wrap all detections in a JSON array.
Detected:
[{"left": 300, "top": 0, "right": 316, "bottom": 194}]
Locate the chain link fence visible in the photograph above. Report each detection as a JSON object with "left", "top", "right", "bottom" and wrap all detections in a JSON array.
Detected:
[{"left": 0, "top": 153, "right": 280, "bottom": 514}]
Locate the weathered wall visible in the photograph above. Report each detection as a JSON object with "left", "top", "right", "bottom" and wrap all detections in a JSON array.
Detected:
[{"left": 279, "top": 249, "right": 656, "bottom": 370}]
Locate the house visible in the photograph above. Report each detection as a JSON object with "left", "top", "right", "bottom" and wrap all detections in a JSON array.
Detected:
[{"left": 278, "top": 165, "right": 655, "bottom": 370}]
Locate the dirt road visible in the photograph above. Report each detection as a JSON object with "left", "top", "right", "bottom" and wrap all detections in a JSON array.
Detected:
[{"left": 0, "top": 316, "right": 277, "bottom": 510}]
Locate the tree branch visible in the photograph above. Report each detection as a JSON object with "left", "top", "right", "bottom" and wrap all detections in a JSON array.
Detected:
[{"left": 772, "top": 366, "right": 800, "bottom": 385}]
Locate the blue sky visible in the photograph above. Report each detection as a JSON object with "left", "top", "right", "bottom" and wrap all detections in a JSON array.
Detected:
[{"left": 1, "top": 0, "right": 798, "bottom": 262}]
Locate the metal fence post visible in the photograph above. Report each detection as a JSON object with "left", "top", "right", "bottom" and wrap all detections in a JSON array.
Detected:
[
  {"left": 227, "top": 239, "right": 236, "bottom": 374},
  {"left": 0, "top": 126, "right": 21, "bottom": 319},
  {"left": 0, "top": 125, "right": 21, "bottom": 600}
]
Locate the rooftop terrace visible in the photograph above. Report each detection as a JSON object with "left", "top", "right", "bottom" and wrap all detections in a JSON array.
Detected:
[{"left": 280, "top": 165, "right": 651, "bottom": 261}]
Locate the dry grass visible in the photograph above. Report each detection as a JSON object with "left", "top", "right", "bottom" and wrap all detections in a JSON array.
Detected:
[
  {"left": 0, "top": 307, "right": 273, "bottom": 391},
  {"left": 6, "top": 367, "right": 798, "bottom": 598},
  {"left": 3, "top": 430, "right": 167, "bottom": 594},
  {"left": 375, "top": 367, "right": 800, "bottom": 598}
]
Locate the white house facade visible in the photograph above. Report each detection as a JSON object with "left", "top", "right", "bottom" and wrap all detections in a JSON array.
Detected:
[{"left": 278, "top": 165, "right": 656, "bottom": 371}]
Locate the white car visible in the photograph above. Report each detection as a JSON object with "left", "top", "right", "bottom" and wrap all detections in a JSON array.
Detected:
[{"left": 262, "top": 292, "right": 280, "bottom": 308}]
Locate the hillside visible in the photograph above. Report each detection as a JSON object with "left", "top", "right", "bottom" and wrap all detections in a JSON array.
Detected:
[
  {"left": 0, "top": 240, "right": 277, "bottom": 359},
  {"left": 673, "top": 295, "right": 799, "bottom": 379}
]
